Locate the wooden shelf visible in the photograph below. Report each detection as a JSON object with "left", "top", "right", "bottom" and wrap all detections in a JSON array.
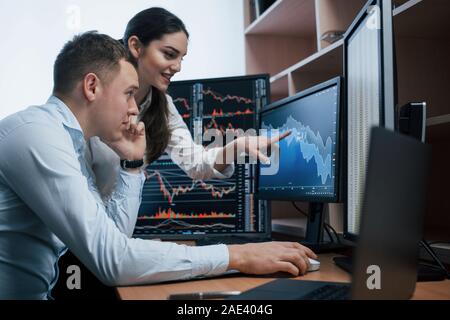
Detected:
[
  {"left": 393, "top": 0, "right": 422, "bottom": 16},
  {"left": 394, "top": 0, "right": 450, "bottom": 39},
  {"left": 392, "top": 0, "right": 450, "bottom": 242},
  {"left": 291, "top": 40, "right": 343, "bottom": 92},
  {"left": 269, "top": 39, "right": 343, "bottom": 93},
  {"left": 243, "top": 0, "right": 450, "bottom": 240},
  {"left": 316, "top": 0, "right": 366, "bottom": 50},
  {"left": 270, "top": 39, "right": 342, "bottom": 82},
  {"left": 394, "top": 1, "right": 450, "bottom": 119},
  {"left": 269, "top": 74, "right": 290, "bottom": 101},
  {"left": 245, "top": 0, "right": 316, "bottom": 36},
  {"left": 393, "top": 0, "right": 416, "bottom": 8},
  {"left": 427, "top": 121, "right": 450, "bottom": 143},
  {"left": 424, "top": 121, "right": 450, "bottom": 241},
  {"left": 245, "top": 35, "right": 317, "bottom": 77},
  {"left": 427, "top": 114, "right": 450, "bottom": 127}
]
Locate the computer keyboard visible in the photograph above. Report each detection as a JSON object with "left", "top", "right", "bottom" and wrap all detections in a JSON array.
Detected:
[
  {"left": 301, "top": 284, "right": 351, "bottom": 300},
  {"left": 227, "top": 279, "right": 351, "bottom": 300}
]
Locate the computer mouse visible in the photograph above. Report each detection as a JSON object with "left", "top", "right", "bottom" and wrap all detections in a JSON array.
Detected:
[{"left": 308, "top": 258, "right": 320, "bottom": 272}]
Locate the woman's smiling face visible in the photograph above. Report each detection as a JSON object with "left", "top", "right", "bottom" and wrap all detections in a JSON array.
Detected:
[{"left": 137, "top": 31, "right": 188, "bottom": 92}]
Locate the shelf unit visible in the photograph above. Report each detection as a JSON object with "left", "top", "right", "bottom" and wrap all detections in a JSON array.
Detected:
[
  {"left": 243, "top": 0, "right": 450, "bottom": 240},
  {"left": 393, "top": 0, "right": 450, "bottom": 240}
]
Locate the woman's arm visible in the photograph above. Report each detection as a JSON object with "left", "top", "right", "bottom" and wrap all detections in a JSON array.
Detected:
[{"left": 214, "top": 131, "right": 292, "bottom": 171}]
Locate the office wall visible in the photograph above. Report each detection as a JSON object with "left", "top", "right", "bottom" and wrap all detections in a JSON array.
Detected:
[{"left": 0, "top": 0, "right": 245, "bottom": 119}]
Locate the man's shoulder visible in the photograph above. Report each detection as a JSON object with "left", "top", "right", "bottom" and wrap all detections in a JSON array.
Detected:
[{"left": 0, "top": 104, "right": 66, "bottom": 143}]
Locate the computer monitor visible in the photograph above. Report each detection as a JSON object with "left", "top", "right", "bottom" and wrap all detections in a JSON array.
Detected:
[
  {"left": 231, "top": 127, "right": 431, "bottom": 300},
  {"left": 258, "top": 77, "right": 341, "bottom": 202},
  {"left": 258, "top": 77, "right": 342, "bottom": 248},
  {"left": 133, "top": 75, "right": 271, "bottom": 243},
  {"left": 343, "top": 0, "right": 397, "bottom": 242}
]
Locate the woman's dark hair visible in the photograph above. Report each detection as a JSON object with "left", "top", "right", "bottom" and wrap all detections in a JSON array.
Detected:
[{"left": 123, "top": 7, "right": 189, "bottom": 163}]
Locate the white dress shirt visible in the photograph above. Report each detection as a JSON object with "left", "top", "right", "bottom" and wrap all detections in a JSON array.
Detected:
[{"left": 0, "top": 96, "right": 229, "bottom": 299}]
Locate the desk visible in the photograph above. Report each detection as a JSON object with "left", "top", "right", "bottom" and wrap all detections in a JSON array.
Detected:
[{"left": 116, "top": 253, "right": 450, "bottom": 300}]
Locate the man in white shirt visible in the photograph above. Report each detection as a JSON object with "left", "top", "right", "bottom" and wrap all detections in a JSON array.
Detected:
[{"left": 0, "top": 31, "right": 316, "bottom": 299}]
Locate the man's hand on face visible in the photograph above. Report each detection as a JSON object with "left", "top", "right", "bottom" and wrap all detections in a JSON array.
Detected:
[{"left": 104, "top": 116, "right": 146, "bottom": 163}]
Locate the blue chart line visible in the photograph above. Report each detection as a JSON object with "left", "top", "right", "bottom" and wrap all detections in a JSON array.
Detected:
[{"left": 263, "top": 115, "right": 333, "bottom": 185}]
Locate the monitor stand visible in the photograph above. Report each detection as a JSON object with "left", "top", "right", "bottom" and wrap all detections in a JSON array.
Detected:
[
  {"left": 299, "top": 202, "right": 348, "bottom": 253},
  {"left": 333, "top": 242, "right": 449, "bottom": 282}
]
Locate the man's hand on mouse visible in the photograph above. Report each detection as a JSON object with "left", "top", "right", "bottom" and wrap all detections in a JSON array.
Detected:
[{"left": 227, "top": 241, "right": 317, "bottom": 276}]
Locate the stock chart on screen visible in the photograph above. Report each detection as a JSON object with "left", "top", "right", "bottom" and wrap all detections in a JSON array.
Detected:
[
  {"left": 134, "top": 75, "right": 269, "bottom": 238},
  {"left": 258, "top": 83, "right": 339, "bottom": 201},
  {"left": 169, "top": 84, "right": 192, "bottom": 128}
]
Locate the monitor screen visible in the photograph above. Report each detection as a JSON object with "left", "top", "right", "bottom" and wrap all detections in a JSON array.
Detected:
[
  {"left": 133, "top": 75, "right": 270, "bottom": 240},
  {"left": 258, "top": 77, "right": 341, "bottom": 202},
  {"left": 344, "top": 0, "right": 396, "bottom": 240}
]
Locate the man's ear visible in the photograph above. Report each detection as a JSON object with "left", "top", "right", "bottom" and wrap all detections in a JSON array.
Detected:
[
  {"left": 128, "top": 36, "right": 143, "bottom": 59},
  {"left": 83, "top": 73, "right": 100, "bottom": 102}
]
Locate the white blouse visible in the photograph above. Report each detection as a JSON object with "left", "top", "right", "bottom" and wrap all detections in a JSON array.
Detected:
[{"left": 86, "top": 90, "right": 234, "bottom": 199}]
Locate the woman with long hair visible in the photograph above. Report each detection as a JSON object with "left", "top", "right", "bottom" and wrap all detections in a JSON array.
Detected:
[{"left": 86, "top": 7, "right": 316, "bottom": 283}]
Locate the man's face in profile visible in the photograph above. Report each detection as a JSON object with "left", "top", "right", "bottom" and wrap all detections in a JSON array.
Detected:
[{"left": 94, "top": 60, "right": 139, "bottom": 142}]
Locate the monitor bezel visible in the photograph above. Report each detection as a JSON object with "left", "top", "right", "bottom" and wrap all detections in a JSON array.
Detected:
[
  {"left": 135, "top": 74, "right": 272, "bottom": 241},
  {"left": 343, "top": 0, "right": 395, "bottom": 242},
  {"left": 256, "top": 76, "right": 342, "bottom": 203}
]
